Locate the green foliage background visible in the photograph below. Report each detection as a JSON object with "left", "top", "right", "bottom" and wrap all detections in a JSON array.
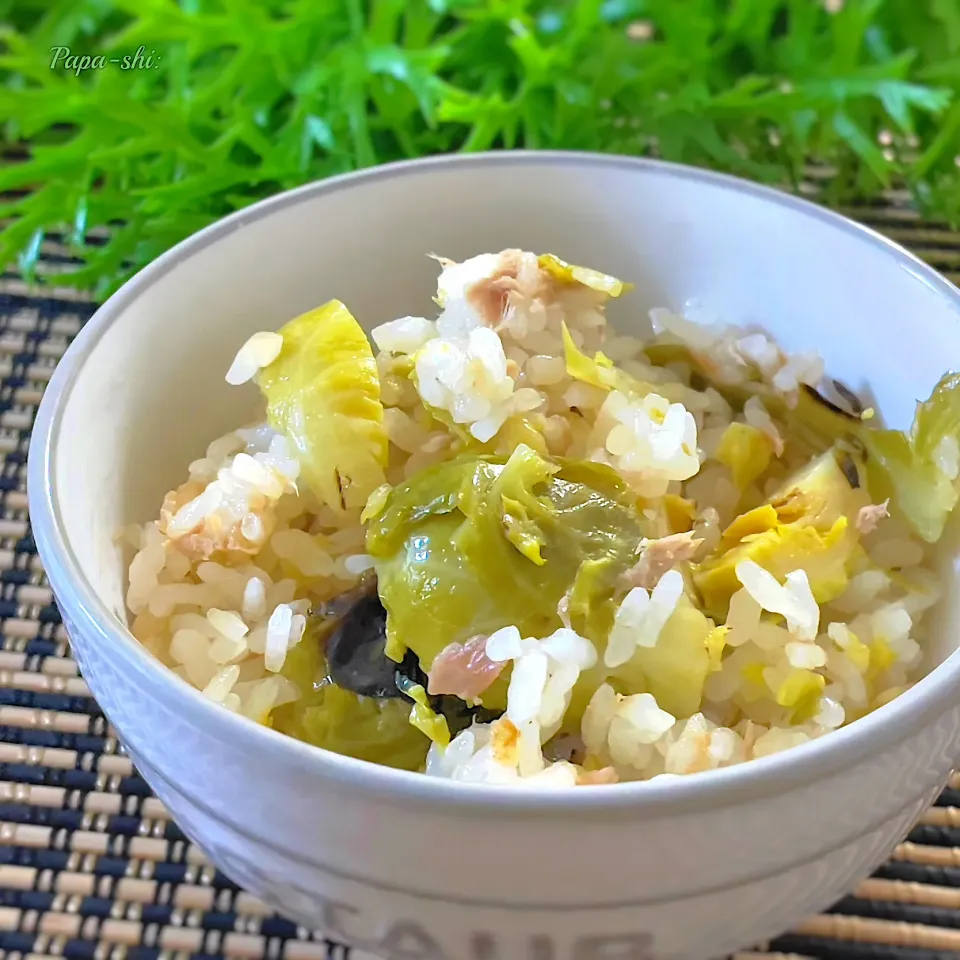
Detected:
[{"left": 2, "top": 0, "right": 960, "bottom": 299}]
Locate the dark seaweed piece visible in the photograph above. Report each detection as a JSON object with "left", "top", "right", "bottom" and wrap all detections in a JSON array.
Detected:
[
  {"left": 321, "top": 591, "right": 503, "bottom": 736},
  {"left": 433, "top": 696, "right": 502, "bottom": 738},
  {"left": 314, "top": 578, "right": 376, "bottom": 620},
  {"left": 393, "top": 650, "right": 430, "bottom": 693},
  {"left": 324, "top": 593, "right": 403, "bottom": 700}
]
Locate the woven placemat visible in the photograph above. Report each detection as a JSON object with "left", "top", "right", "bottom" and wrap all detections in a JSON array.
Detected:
[{"left": 3, "top": 194, "right": 960, "bottom": 960}]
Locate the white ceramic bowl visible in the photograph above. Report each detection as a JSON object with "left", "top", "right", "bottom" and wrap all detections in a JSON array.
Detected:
[{"left": 29, "top": 152, "right": 960, "bottom": 960}]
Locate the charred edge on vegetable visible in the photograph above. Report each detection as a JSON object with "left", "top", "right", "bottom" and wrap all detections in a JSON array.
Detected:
[
  {"left": 831, "top": 379, "right": 864, "bottom": 415},
  {"left": 802, "top": 383, "right": 862, "bottom": 421},
  {"left": 838, "top": 432, "right": 867, "bottom": 461},
  {"left": 837, "top": 451, "right": 861, "bottom": 489}
]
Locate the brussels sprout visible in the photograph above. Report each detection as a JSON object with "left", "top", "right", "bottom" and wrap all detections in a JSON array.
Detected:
[
  {"left": 366, "top": 444, "right": 649, "bottom": 710},
  {"left": 255, "top": 300, "right": 387, "bottom": 512},
  {"left": 861, "top": 372, "right": 960, "bottom": 543},
  {"left": 693, "top": 451, "right": 866, "bottom": 617}
]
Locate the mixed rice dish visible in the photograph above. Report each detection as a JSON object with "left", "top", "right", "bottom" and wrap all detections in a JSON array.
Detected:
[{"left": 125, "top": 250, "right": 960, "bottom": 787}]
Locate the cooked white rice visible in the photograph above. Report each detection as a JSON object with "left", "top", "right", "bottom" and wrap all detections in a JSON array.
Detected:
[{"left": 126, "top": 248, "right": 945, "bottom": 787}]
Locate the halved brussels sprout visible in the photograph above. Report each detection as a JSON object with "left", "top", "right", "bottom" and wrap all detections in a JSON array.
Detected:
[
  {"left": 366, "top": 445, "right": 649, "bottom": 709},
  {"left": 694, "top": 451, "right": 867, "bottom": 617},
  {"left": 861, "top": 372, "right": 960, "bottom": 543},
  {"left": 256, "top": 300, "right": 387, "bottom": 512}
]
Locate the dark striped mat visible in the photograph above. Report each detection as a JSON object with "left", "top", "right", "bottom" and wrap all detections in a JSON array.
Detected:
[{"left": 2, "top": 191, "right": 960, "bottom": 960}]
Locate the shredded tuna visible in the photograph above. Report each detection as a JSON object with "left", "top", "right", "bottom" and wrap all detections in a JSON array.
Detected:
[
  {"left": 857, "top": 500, "right": 890, "bottom": 535},
  {"left": 464, "top": 248, "right": 599, "bottom": 335},
  {"left": 577, "top": 766, "right": 619, "bottom": 785},
  {"left": 464, "top": 249, "right": 546, "bottom": 329},
  {"left": 160, "top": 503, "right": 275, "bottom": 562},
  {"left": 160, "top": 480, "right": 205, "bottom": 529},
  {"left": 427, "top": 634, "right": 506, "bottom": 699},
  {"left": 462, "top": 249, "right": 524, "bottom": 327},
  {"left": 159, "top": 480, "right": 272, "bottom": 561},
  {"left": 622, "top": 532, "right": 703, "bottom": 590},
  {"left": 157, "top": 438, "right": 298, "bottom": 563}
]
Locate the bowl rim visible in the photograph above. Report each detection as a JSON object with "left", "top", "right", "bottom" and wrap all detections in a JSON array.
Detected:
[{"left": 28, "top": 148, "right": 960, "bottom": 816}]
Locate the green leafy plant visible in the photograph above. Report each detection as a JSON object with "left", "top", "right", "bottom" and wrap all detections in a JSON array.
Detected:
[{"left": 2, "top": 0, "right": 960, "bottom": 300}]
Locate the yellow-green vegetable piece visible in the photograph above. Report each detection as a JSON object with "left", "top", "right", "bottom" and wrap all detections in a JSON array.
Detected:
[
  {"left": 561, "top": 322, "right": 618, "bottom": 390},
  {"left": 843, "top": 629, "right": 871, "bottom": 673},
  {"left": 615, "top": 596, "right": 713, "bottom": 718},
  {"left": 694, "top": 451, "right": 866, "bottom": 618},
  {"left": 869, "top": 638, "right": 898, "bottom": 677},
  {"left": 405, "top": 683, "right": 451, "bottom": 746},
  {"left": 366, "top": 445, "right": 648, "bottom": 708},
  {"left": 270, "top": 634, "right": 430, "bottom": 771},
  {"left": 861, "top": 372, "right": 960, "bottom": 543},
  {"left": 767, "top": 451, "right": 865, "bottom": 528},
  {"left": 538, "top": 253, "right": 633, "bottom": 298},
  {"left": 715, "top": 422, "right": 773, "bottom": 490},
  {"left": 255, "top": 300, "right": 387, "bottom": 512},
  {"left": 496, "top": 414, "right": 550, "bottom": 457},
  {"left": 705, "top": 624, "right": 730, "bottom": 672},
  {"left": 501, "top": 495, "right": 547, "bottom": 564},
  {"left": 775, "top": 669, "right": 825, "bottom": 722},
  {"left": 561, "top": 322, "right": 652, "bottom": 397},
  {"left": 700, "top": 518, "right": 854, "bottom": 617}
]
